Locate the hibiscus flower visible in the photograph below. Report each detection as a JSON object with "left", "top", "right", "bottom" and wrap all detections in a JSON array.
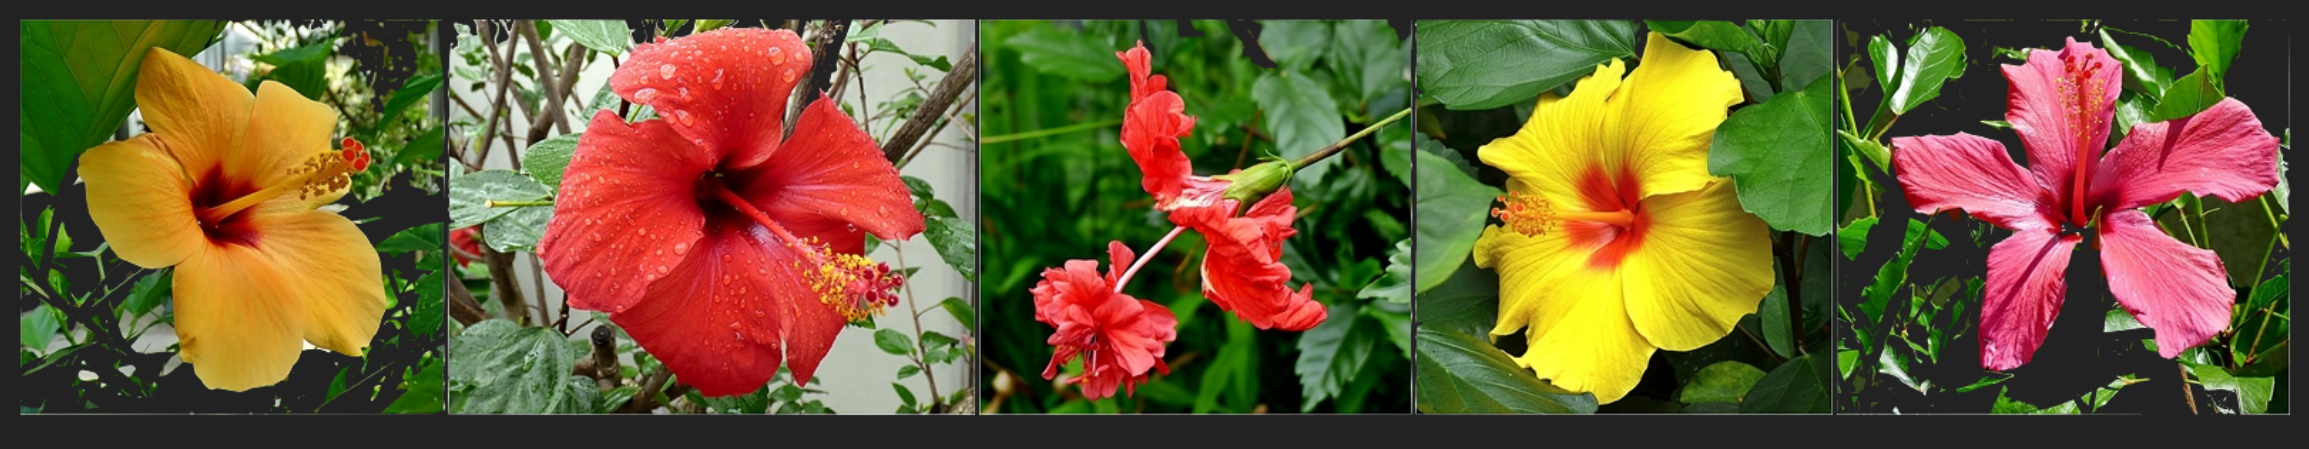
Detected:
[
  {"left": 1890, "top": 37, "right": 2278, "bottom": 371},
  {"left": 1470, "top": 33, "right": 1773, "bottom": 404},
  {"left": 80, "top": 48, "right": 386, "bottom": 391},
  {"left": 1113, "top": 41, "right": 1326, "bottom": 331},
  {"left": 536, "top": 28, "right": 925, "bottom": 397},
  {"left": 1032, "top": 241, "right": 1181, "bottom": 400}
]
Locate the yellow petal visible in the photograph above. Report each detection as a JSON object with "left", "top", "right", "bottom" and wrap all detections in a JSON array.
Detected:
[
  {"left": 79, "top": 134, "right": 204, "bottom": 268},
  {"left": 244, "top": 81, "right": 345, "bottom": 210},
  {"left": 173, "top": 243, "right": 305, "bottom": 391},
  {"left": 1606, "top": 32, "right": 1743, "bottom": 201},
  {"left": 247, "top": 210, "right": 386, "bottom": 356},
  {"left": 1474, "top": 224, "right": 1653, "bottom": 404},
  {"left": 135, "top": 47, "right": 252, "bottom": 180},
  {"left": 1619, "top": 180, "right": 1775, "bottom": 351},
  {"left": 1479, "top": 59, "right": 1625, "bottom": 212}
]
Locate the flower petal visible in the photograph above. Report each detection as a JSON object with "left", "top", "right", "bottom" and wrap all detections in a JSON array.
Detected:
[
  {"left": 1891, "top": 133, "right": 2062, "bottom": 231},
  {"left": 1472, "top": 224, "right": 1587, "bottom": 340},
  {"left": 1189, "top": 189, "right": 1326, "bottom": 331},
  {"left": 1979, "top": 228, "right": 2082, "bottom": 371},
  {"left": 246, "top": 210, "right": 387, "bottom": 356},
  {"left": 1607, "top": 32, "right": 1743, "bottom": 201},
  {"left": 241, "top": 81, "right": 342, "bottom": 207},
  {"left": 735, "top": 97, "right": 926, "bottom": 242},
  {"left": 134, "top": 47, "right": 252, "bottom": 179},
  {"left": 1501, "top": 251, "right": 1650, "bottom": 405},
  {"left": 1480, "top": 59, "right": 1624, "bottom": 213},
  {"left": 79, "top": 135, "right": 204, "bottom": 268},
  {"left": 610, "top": 219, "right": 790, "bottom": 397},
  {"left": 538, "top": 111, "right": 713, "bottom": 313},
  {"left": 172, "top": 243, "right": 306, "bottom": 391},
  {"left": 2088, "top": 98, "right": 2280, "bottom": 211},
  {"left": 1618, "top": 180, "right": 1775, "bottom": 351},
  {"left": 2099, "top": 210, "right": 2232, "bottom": 359},
  {"left": 611, "top": 27, "right": 812, "bottom": 167},
  {"left": 2002, "top": 37, "right": 2119, "bottom": 207},
  {"left": 1118, "top": 42, "right": 1198, "bottom": 203}
]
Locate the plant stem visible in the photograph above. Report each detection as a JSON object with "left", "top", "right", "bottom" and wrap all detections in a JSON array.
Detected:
[
  {"left": 979, "top": 119, "right": 1122, "bottom": 145},
  {"left": 891, "top": 245, "right": 942, "bottom": 412},
  {"left": 2261, "top": 194, "right": 2289, "bottom": 249},
  {"left": 1116, "top": 226, "right": 1189, "bottom": 293},
  {"left": 1292, "top": 107, "right": 1412, "bottom": 170},
  {"left": 2180, "top": 362, "right": 2200, "bottom": 414}
]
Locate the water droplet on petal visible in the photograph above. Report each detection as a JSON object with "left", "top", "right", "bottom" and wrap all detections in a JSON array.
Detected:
[
  {"left": 677, "top": 110, "right": 695, "bottom": 126},
  {"left": 659, "top": 64, "right": 677, "bottom": 80},
  {"left": 711, "top": 69, "right": 725, "bottom": 88},
  {"left": 633, "top": 88, "right": 657, "bottom": 102},
  {"left": 782, "top": 68, "right": 797, "bottom": 83},
  {"left": 679, "top": 87, "right": 691, "bottom": 100},
  {"left": 769, "top": 46, "right": 784, "bottom": 65}
]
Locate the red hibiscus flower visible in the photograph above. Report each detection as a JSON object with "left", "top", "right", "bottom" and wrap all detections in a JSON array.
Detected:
[
  {"left": 1889, "top": 37, "right": 2278, "bottom": 371},
  {"left": 537, "top": 28, "right": 924, "bottom": 396},
  {"left": 449, "top": 226, "right": 481, "bottom": 267},
  {"left": 1033, "top": 241, "right": 1180, "bottom": 400},
  {"left": 1115, "top": 41, "right": 1326, "bottom": 331}
]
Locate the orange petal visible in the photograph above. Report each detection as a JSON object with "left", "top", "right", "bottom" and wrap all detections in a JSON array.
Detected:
[
  {"left": 135, "top": 47, "right": 252, "bottom": 180},
  {"left": 244, "top": 81, "right": 345, "bottom": 210},
  {"left": 248, "top": 209, "right": 386, "bottom": 356},
  {"left": 173, "top": 243, "right": 306, "bottom": 391},
  {"left": 79, "top": 134, "right": 204, "bottom": 268}
]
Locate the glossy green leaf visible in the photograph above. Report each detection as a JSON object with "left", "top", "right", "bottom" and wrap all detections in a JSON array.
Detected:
[
  {"left": 1889, "top": 27, "right": 1965, "bottom": 114},
  {"left": 1414, "top": 327, "right": 1597, "bottom": 413},
  {"left": 1835, "top": 349, "right": 1859, "bottom": 379},
  {"left": 2192, "top": 361, "right": 2274, "bottom": 414},
  {"left": 937, "top": 297, "right": 974, "bottom": 327},
  {"left": 380, "top": 73, "right": 443, "bottom": 124},
  {"left": 1358, "top": 239, "right": 1413, "bottom": 303},
  {"left": 408, "top": 270, "right": 446, "bottom": 337},
  {"left": 2187, "top": 20, "right": 2247, "bottom": 82},
  {"left": 394, "top": 125, "right": 446, "bottom": 169},
  {"left": 546, "top": 20, "right": 632, "bottom": 56},
  {"left": 1778, "top": 20, "right": 1833, "bottom": 92},
  {"left": 1758, "top": 259, "right": 1796, "bottom": 358},
  {"left": 378, "top": 223, "right": 447, "bottom": 254},
  {"left": 2148, "top": 69, "right": 2222, "bottom": 123},
  {"left": 923, "top": 216, "right": 976, "bottom": 283},
  {"left": 123, "top": 269, "right": 173, "bottom": 318},
  {"left": 521, "top": 133, "right": 580, "bottom": 191},
  {"left": 483, "top": 204, "right": 553, "bottom": 253},
  {"left": 1415, "top": 138, "right": 1502, "bottom": 292},
  {"left": 1709, "top": 74, "right": 1834, "bottom": 235},
  {"left": 1739, "top": 353, "right": 1830, "bottom": 413},
  {"left": 448, "top": 319, "right": 592, "bottom": 413},
  {"left": 1296, "top": 302, "right": 1378, "bottom": 411},
  {"left": 383, "top": 356, "right": 446, "bottom": 414},
  {"left": 1644, "top": 21, "right": 1757, "bottom": 55},
  {"left": 19, "top": 20, "right": 227, "bottom": 192},
  {"left": 1838, "top": 216, "right": 1878, "bottom": 260},
  {"left": 1252, "top": 71, "right": 1345, "bottom": 184},
  {"left": 2099, "top": 30, "right": 2174, "bottom": 97},
  {"left": 1678, "top": 361, "right": 1766, "bottom": 405},
  {"left": 1415, "top": 20, "right": 1637, "bottom": 110},
  {"left": 20, "top": 304, "right": 63, "bottom": 353},
  {"left": 449, "top": 169, "right": 552, "bottom": 228},
  {"left": 873, "top": 328, "right": 913, "bottom": 356}
]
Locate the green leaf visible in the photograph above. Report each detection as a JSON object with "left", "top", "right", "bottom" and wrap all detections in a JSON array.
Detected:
[
  {"left": 380, "top": 73, "right": 443, "bottom": 123},
  {"left": 1677, "top": 361, "right": 1766, "bottom": 405},
  {"left": 2187, "top": 20, "right": 2248, "bottom": 83},
  {"left": 449, "top": 169, "right": 552, "bottom": 228},
  {"left": 394, "top": 125, "right": 446, "bottom": 169},
  {"left": 1295, "top": 302, "right": 1378, "bottom": 411},
  {"left": 1860, "top": 218, "right": 1938, "bottom": 323},
  {"left": 1739, "top": 353, "right": 1830, "bottom": 413},
  {"left": 1993, "top": 387, "right": 2079, "bottom": 414},
  {"left": 1416, "top": 258, "right": 1499, "bottom": 338},
  {"left": 483, "top": 204, "right": 553, "bottom": 253},
  {"left": 2230, "top": 273, "right": 2288, "bottom": 376},
  {"left": 1252, "top": 71, "right": 1346, "bottom": 184},
  {"left": 597, "top": 386, "right": 639, "bottom": 413},
  {"left": 936, "top": 297, "right": 974, "bottom": 327},
  {"left": 896, "top": 364, "right": 921, "bottom": 380},
  {"left": 378, "top": 223, "right": 446, "bottom": 254},
  {"left": 2099, "top": 30, "right": 2174, "bottom": 97},
  {"left": 1836, "top": 350, "right": 1859, "bottom": 379},
  {"left": 1709, "top": 74, "right": 1834, "bottom": 235},
  {"left": 1414, "top": 138, "right": 1503, "bottom": 292},
  {"left": 1357, "top": 239, "right": 1413, "bottom": 303},
  {"left": 1758, "top": 259, "right": 1796, "bottom": 358},
  {"left": 893, "top": 382, "right": 917, "bottom": 408},
  {"left": 2191, "top": 362, "right": 2274, "bottom": 414},
  {"left": 1778, "top": 20, "right": 1833, "bottom": 92},
  {"left": 1889, "top": 27, "right": 1965, "bottom": 114},
  {"left": 20, "top": 304, "right": 63, "bottom": 353},
  {"left": 448, "top": 319, "right": 592, "bottom": 413},
  {"left": 873, "top": 328, "right": 913, "bottom": 356},
  {"left": 923, "top": 216, "right": 976, "bottom": 282},
  {"left": 1256, "top": 20, "right": 1330, "bottom": 72},
  {"left": 2148, "top": 69, "right": 2222, "bottom": 123},
  {"left": 408, "top": 270, "right": 447, "bottom": 337},
  {"left": 1954, "top": 373, "right": 2013, "bottom": 393},
  {"left": 123, "top": 269, "right": 174, "bottom": 318},
  {"left": 692, "top": 20, "right": 733, "bottom": 34},
  {"left": 520, "top": 134, "right": 580, "bottom": 191},
  {"left": 383, "top": 356, "right": 445, "bottom": 414},
  {"left": 1329, "top": 20, "right": 1409, "bottom": 102},
  {"left": 1644, "top": 21, "right": 1757, "bottom": 55},
  {"left": 1003, "top": 27, "right": 1123, "bottom": 82},
  {"left": 19, "top": 20, "right": 227, "bottom": 192},
  {"left": 546, "top": 20, "right": 632, "bottom": 56},
  {"left": 1867, "top": 35, "right": 1900, "bottom": 106},
  {"left": 1837, "top": 129, "right": 1890, "bottom": 172},
  {"left": 1414, "top": 327, "right": 1597, "bottom": 413},
  {"left": 1415, "top": 20, "right": 1637, "bottom": 110},
  {"left": 1838, "top": 216, "right": 1879, "bottom": 260},
  {"left": 254, "top": 40, "right": 334, "bottom": 99}
]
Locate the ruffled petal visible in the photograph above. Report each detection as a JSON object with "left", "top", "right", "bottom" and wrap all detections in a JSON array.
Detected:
[
  {"left": 1617, "top": 180, "right": 1775, "bottom": 351},
  {"left": 1117, "top": 41, "right": 1198, "bottom": 204},
  {"left": 2088, "top": 98, "right": 2280, "bottom": 211},
  {"left": 610, "top": 27, "right": 812, "bottom": 168},
  {"left": 1979, "top": 229, "right": 2082, "bottom": 371},
  {"left": 1472, "top": 224, "right": 1587, "bottom": 340},
  {"left": 2003, "top": 37, "right": 2120, "bottom": 208},
  {"left": 1891, "top": 133, "right": 2062, "bottom": 231},
  {"left": 1480, "top": 59, "right": 1624, "bottom": 213},
  {"left": 1607, "top": 32, "right": 1743, "bottom": 201},
  {"left": 2099, "top": 210, "right": 2233, "bottom": 359},
  {"left": 609, "top": 219, "right": 790, "bottom": 397},
  {"left": 240, "top": 81, "right": 342, "bottom": 206},
  {"left": 172, "top": 243, "right": 306, "bottom": 391},
  {"left": 734, "top": 97, "right": 925, "bottom": 241},
  {"left": 1190, "top": 189, "right": 1326, "bottom": 331},
  {"left": 79, "top": 135, "right": 205, "bottom": 268},
  {"left": 1496, "top": 246, "right": 1650, "bottom": 405},
  {"left": 134, "top": 47, "right": 252, "bottom": 179},
  {"left": 538, "top": 111, "right": 714, "bottom": 313},
  {"left": 1030, "top": 241, "right": 1176, "bottom": 400},
  {"left": 246, "top": 210, "right": 386, "bottom": 356}
]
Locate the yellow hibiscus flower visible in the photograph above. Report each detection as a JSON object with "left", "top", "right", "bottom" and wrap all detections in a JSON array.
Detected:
[
  {"left": 1471, "top": 32, "right": 1773, "bottom": 404},
  {"left": 77, "top": 47, "right": 386, "bottom": 391}
]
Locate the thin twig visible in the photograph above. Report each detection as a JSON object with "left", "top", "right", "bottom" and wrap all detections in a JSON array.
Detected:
[
  {"left": 891, "top": 246, "right": 942, "bottom": 412},
  {"left": 896, "top": 89, "right": 976, "bottom": 169},
  {"left": 879, "top": 43, "right": 978, "bottom": 163}
]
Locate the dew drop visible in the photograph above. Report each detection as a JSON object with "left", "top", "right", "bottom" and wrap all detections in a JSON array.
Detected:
[
  {"left": 711, "top": 69, "right": 725, "bottom": 88},
  {"left": 659, "top": 63, "right": 677, "bottom": 80},
  {"left": 769, "top": 46, "right": 785, "bottom": 65},
  {"left": 782, "top": 68, "right": 797, "bottom": 83},
  {"left": 679, "top": 87, "right": 691, "bottom": 100},
  {"left": 633, "top": 88, "right": 657, "bottom": 102},
  {"left": 674, "top": 242, "right": 690, "bottom": 254},
  {"left": 677, "top": 110, "right": 696, "bottom": 126}
]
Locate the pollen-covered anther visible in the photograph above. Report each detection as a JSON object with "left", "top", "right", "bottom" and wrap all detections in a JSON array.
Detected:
[
  {"left": 290, "top": 138, "right": 373, "bottom": 200},
  {"left": 797, "top": 237, "right": 904, "bottom": 322},
  {"left": 1491, "top": 191, "right": 1560, "bottom": 237}
]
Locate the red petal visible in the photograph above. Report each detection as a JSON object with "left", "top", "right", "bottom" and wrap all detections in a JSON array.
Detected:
[
  {"left": 1119, "top": 41, "right": 1170, "bottom": 102},
  {"left": 1117, "top": 42, "right": 1198, "bottom": 205},
  {"left": 2099, "top": 210, "right": 2233, "bottom": 359},
  {"left": 539, "top": 111, "right": 713, "bottom": 313},
  {"left": 608, "top": 219, "right": 788, "bottom": 397},
  {"left": 2002, "top": 37, "right": 2120, "bottom": 210},
  {"left": 1029, "top": 241, "right": 1177, "bottom": 400},
  {"left": 1187, "top": 188, "right": 1327, "bottom": 331},
  {"left": 610, "top": 28, "right": 812, "bottom": 167},
  {"left": 734, "top": 97, "right": 925, "bottom": 242},
  {"left": 2088, "top": 98, "right": 2280, "bottom": 211},
  {"left": 1891, "top": 133, "right": 2062, "bottom": 232},
  {"left": 1978, "top": 229, "right": 2082, "bottom": 371}
]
